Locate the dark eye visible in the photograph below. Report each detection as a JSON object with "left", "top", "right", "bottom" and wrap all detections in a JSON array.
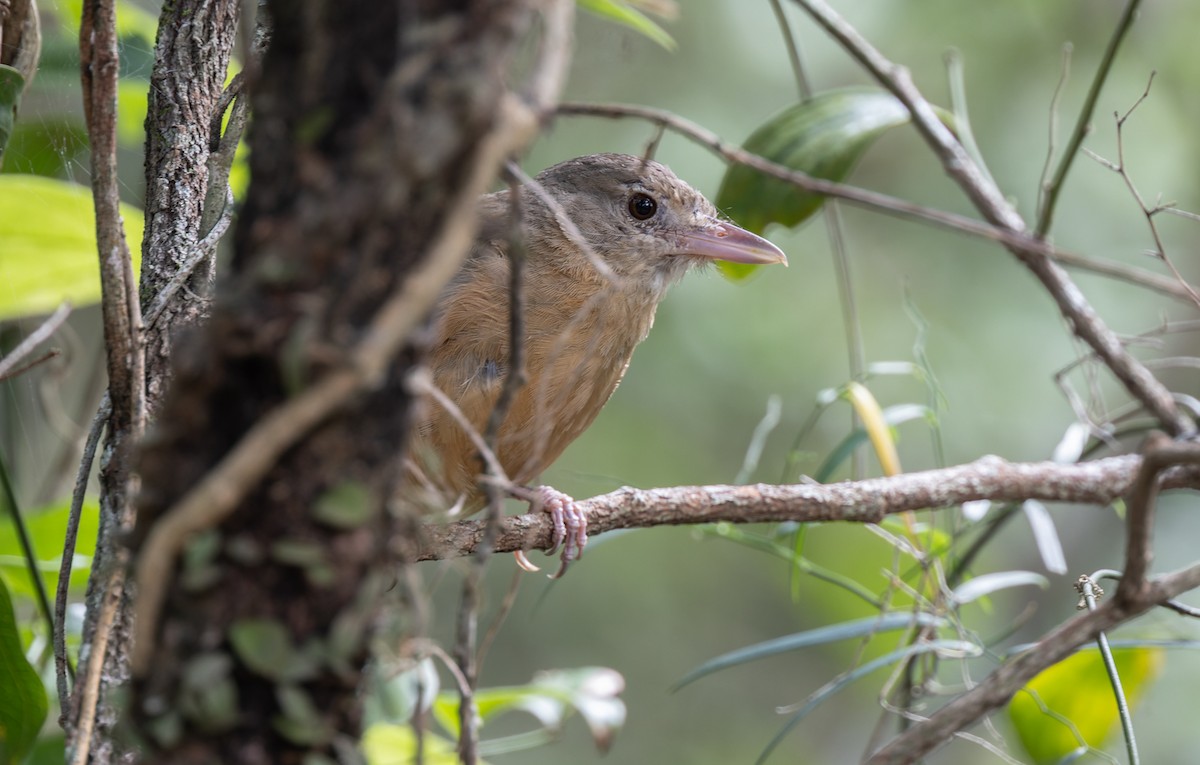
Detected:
[{"left": 628, "top": 193, "right": 657, "bottom": 221}]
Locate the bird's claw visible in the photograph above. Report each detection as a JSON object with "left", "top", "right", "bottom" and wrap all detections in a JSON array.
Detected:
[{"left": 533, "top": 486, "right": 587, "bottom": 578}]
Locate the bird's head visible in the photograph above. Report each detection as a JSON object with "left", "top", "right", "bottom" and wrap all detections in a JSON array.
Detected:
[{"left": 529, "top": 153, "right": 787, "bottom": 291}]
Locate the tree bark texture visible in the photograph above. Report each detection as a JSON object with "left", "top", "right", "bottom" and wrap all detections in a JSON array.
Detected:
[{"left": 129, "top": 2, "right": 535, "bottom": 761}]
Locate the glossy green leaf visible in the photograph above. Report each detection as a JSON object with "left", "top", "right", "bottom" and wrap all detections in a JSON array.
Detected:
[
  {"left": 676, "top": 612, "right": 945, "bottom": 690},
  {"left": 1009, "top": 647, "right": 1163, "bottom": 765},
  {"left": 577, "top": 0, "right": 676, "bottom": 50},
  {"left": 716, "top": 88, "right": 913, "bottom": 279},
  {"left": 0, "top": 576, "right": 48, "bottom": 765},
  {"left": 0, "top": 175, "right": 145, "bottom": 320}
]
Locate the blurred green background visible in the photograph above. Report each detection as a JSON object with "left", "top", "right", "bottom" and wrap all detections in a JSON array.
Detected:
[{"left": 4, "top": 1, "right": 1200, "bottom": 763}]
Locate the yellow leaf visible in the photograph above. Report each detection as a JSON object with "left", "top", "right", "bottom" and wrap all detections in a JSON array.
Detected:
[{"left": 1008, "top": 647, "right": 1163, "bottom": 765}]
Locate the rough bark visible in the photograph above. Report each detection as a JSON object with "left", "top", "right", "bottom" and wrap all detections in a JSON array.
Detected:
[
  {"left": 128, "top": 1, "right": 537, "bottom": 761},
  {"left": 139, "top": 0, "right": 240, "bottom": 406}
]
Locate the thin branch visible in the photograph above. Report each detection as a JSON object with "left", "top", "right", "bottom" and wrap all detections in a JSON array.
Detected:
[
  {"left": 0, "top": 303, "right": 71, "bottom": 381},
  {"left": 1118, "top": 434, "right": 1200, "bottom": 599},
  {"left": 555, "top": 101, "right": 1197, "bottom": 304},
  {"left": 864, "top": 561, "right": 1200, "bottom": 765},
  {"left": 1078, "top": 574, "right": 1140, "bottom": 765},
  {"left": 411, "top": 453, "right": 1200, "bottom": 561},
  {"left": 790, "top": 0, "right": 1193, "bottom": 437},
  {"left": 1036, "top": 43, "right": 1072, "bottom": 220},
  {"left": 455, "top": 165, "right": 530, "bottom": 765},
  {"left": 866, "top": 437, "right": 1200, "bottom": 764},
  {"left": 56, "top": 399, "right": 107, "bottom": 717},
  {"left": 69, "top": 565, "right": 125, "bottom": 765},
  {"left": 1035, "top": 0, "right": 1142, "bottom": 236},
  {"left": 1083, "top": 73, "right": 1200, "bottom": 310}
]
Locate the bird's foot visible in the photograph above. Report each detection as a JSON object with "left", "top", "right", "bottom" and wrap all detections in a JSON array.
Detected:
[{"left": 511, "top": 486, "right": 587, "bottom": 578}]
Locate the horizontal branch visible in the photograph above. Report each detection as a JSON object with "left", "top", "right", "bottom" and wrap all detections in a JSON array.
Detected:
[{"left": 413, "top": 454, "right": 1200, "bottom": 561}]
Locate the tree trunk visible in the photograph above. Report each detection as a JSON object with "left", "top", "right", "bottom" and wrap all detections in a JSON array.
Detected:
[{"left": 126, "top": 1, "right": 538, "bottom": 761}]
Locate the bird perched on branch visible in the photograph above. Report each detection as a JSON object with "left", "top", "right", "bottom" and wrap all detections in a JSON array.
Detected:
[{"left": 407, "top": 153, "right": 786, "bottom": 574}]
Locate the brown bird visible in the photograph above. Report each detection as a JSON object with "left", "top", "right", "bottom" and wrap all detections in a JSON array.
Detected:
[{"left": 407, "top": 153, "right": 786, "bottom": 573}]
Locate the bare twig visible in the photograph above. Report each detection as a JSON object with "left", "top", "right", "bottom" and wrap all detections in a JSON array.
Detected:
[
  {"left": 1035, "top": 0, "right": 1142, "bottom": 236},
  {"left": 1077, "top": 574, "right": 1140, "bottom": 765},
  {"left": 790, "top": 0, "right": 1193, "bottom": 437},
  {"left": 0, "top": 303, "right": 71, "bottom": 381},
  {"left": 1117, "top": 434, "right": 1200, "bottom": 600},
  {"left": 412, "top": 453, "right": 1200, "bottom": 561},
  {"left": 55, "top": 399, "right": 107, "bottom": 717},
  {"left": 1036, "top": 43, "right": 1072, "bottom": 219},
  {"left": 69, "top": 565, "right": 126, "bottom": 765},
  {"left": 74, "top": 0, "right": 142, "bottom": 758},
  {"left": 1083, "top": 73, "right": 1200, "bottom": 310},
  {"left": 454, "top": 166, "right": 529, "bottom": 763},
  {"left": 555, "top": 101, "right": 1197, "bottom": 303}
]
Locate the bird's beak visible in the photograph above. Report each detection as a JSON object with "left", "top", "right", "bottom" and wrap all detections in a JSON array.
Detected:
[{"left": 676, "top": 220, "right": 788, "bottom": 266}]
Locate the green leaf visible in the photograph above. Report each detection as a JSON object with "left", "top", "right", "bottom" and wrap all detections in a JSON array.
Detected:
[
  {"left": 312, "top": 481, "right": 376, "bottom": 529},
  {"left": 0, "top": 175, "right": 145, "bottom": 320},
  {"left": 716, "top": 88, "right": 914, "bottom": 279},
  {"left": 676, "top": 612, "right": 944, "bottom": 690},
  {"left": 228, "top": 618, "right": 319, "bottom": 682},
  {"left": 0, "top": 118, "right": 89, "bottom": 178},
  {"left": 0, "top": 576, "right": 48, "bottom": 765},
  {"left": 0, "top": 66, "right": 26, "bottom": 165},
  {"left": 0, "top": 500, "right": 99, "bottom": 603},
  {"left": 57, "top": 0, "right": 161, "bottom": 42},
  {"left": 117, "top": 80, "right": 149, "bottom": 147},
  {"left": 1009, "top": 647, "right": 1164, "bottom": 765},
  {"left": 361, "top": 723, "right": 462, "bottom": 765},
  {"left": 577, "top": 0, "right": 676, "bottom": 50}
]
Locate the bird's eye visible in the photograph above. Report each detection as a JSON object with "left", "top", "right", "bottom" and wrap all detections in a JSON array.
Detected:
[{"left": 628, "top": 193, "right": 658, "bottom": 221}]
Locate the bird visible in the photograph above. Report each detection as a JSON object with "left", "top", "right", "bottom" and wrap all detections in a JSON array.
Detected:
[{"left": 405, "top": 153, "right": 787, "bottom": 574}]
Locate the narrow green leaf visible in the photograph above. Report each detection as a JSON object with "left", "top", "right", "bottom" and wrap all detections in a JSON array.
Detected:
[
  {"left": 228, "top": 618, "right": 318, "bottom": 682},
  {"left": 577, "top": 0, "right": 676, "bottom": 50},
  {"left": 0, "top": 175, "right": 145, "bottom": 320},
  {"left": 951, "top": 570, "right": 1049, "bottom": 605},
  {"left": 716, "top": 88, "right": 914, "bottom": 280},
  {"left": 675, "top": 612, "right": 944, "bottom": 690},
  {"left": 0, "top": 576, "right": 48, "bottom": 765},
  {"left": 756, "top": 639, "right": 980, "bottom": 764}
]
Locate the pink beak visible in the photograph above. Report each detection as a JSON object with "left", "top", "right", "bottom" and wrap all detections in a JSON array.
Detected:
[{"left": 675, "top": 220, "right": 788, "bottom": 266}]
